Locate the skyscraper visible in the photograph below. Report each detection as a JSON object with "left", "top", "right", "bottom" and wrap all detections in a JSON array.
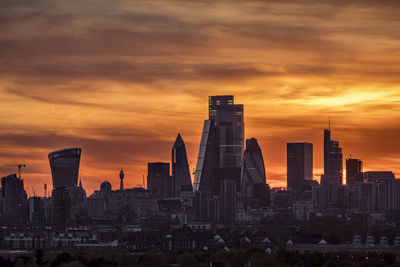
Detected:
[
  {"left": 1, "top": 173, "right": 27, "bottom": 222},
  {"left": 287, "top": 143, "right": 313, "bottom": 190},
  {"left": 172, "top": 134, "right": 193, "bottom": 196},
  {"left": 346, "top": 158, "right": 363, "bottom": 185},
  {"left": 48, "top": 148, "right": 81, "bottom": 189},
  {"left": 241, "top": 138, "right": 269, "bottom": 207},
  {"left": 147, "top": 162, "right": 171, "bottom": 198},
  {"left": 194, "top": 120, "right": 219, "bottom": 195},
  {"left": 322, "top": 129, "right": 343, "bottom": 185},
  {"left": 209, "top": 95, "right": 244, "bottom": 185}
]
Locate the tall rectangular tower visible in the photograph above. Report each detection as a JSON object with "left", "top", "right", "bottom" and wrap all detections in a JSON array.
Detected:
[
  {"left": 147, "top": 162, "right": 171, "bottom": 198},
  {"left": 208, "top": 95, "right": 244, "bottom": 170},
  {"left": 287, "top": 143, "right": 313, "bottom": 190},
  {"left": 346, "top": 158, "right": 363, "bottom": 185},
  {"left": 322, "top": 129, "right": 343, "bottom": 185}
]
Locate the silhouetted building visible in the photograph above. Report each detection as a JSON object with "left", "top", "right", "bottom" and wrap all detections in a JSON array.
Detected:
[
  {"left": 52, "top": 187, "right": 71, "bottom": 228},
  {"left": 147, "top": 162, "right": 171, "bottom": 198},
  {"left": 365, "top": 171, "right": 398, "bottom": 211},
  {"left": 241, "top": 138, "right": 270, "bottom": 208},
  {"left": 347, "top": 182, "right": 376, "bottom": 212},
  {"left": 48, "top": 148, "right": 81, "bottom": 189},
  {"left": 287, "top": 142, "right": 313, "bottom": 191},
  {"left": 194, "top": 120, "right": 219, "bottom": 195},
  {"left": 322, "top": 129, "right": 343, "bottom": 185},
  {"left": 220, "top": 179, "right": 237, "bottom": 223},
  {"left": 29, "top": 196, "right": 48, "bottom": 226},
  {"left": 1, "top": 174, "right": 28, "bottom": 223},
  {"left": 209, "top": 95, "right": 244, "bottom": 190},
  {"left": 312, "top": 184, "right": 346, "bottom": 210},
  {"left": 119, "top": 169, "right": 124, "bottom": 190},
  {"left": 172, "top": 134, "right": 193, "bottom": 196},
  {"left": 346, "top": 158, "right": 363, "bottom": 185}
]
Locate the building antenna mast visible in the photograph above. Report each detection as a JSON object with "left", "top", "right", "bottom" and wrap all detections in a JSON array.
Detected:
[{"left": 329, "top": 117, "right": 331, "bottom": 131}]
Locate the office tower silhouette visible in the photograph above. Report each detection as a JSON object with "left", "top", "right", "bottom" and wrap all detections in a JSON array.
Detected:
[
  {"left": 48, "top": 148, "right": 81, "bottom": 189},
  {"left": 209, "top": 96, "right": 244, "bottom": 191},
  {"left": 147, "top": 162, "right": 171, "bottom": 198},
  {"left": 346, "top": 158, "right": 363, "bottom": 185},
  {"left": 172, "top": 134, "right": 193, "bottom": 196},
  {"left": 287, "top": 142, "right": 313, "bottom": 190},
  {"left": 1, "top": 173, "right": 27, "bottom": 222},
  {"left": 241, "top": 138, "right": 269, "bottom": 207},
  {"left": 322, "top": 128, "right": 343, "bottom": 185},
  {"left": 194, "top": 119, "right": 219, "bottom": 195}
]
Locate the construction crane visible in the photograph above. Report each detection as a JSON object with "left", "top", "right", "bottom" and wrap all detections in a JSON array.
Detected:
[
  {"left": 17, "top": 164, "right": 26, "bottom": 179},
  {"left": 4, "top": 164, "right": 26, "bottom": 179}
]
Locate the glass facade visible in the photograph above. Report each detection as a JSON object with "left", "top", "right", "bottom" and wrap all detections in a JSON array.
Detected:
[
  {"left": 287, "top": 142, "right": 313, "bottom": 190},
  {"left": 193, "top": 120, "right": 219, "bottom": 194},
  {"left": 172, "top": 134, "right": 193, "bottom": 196},
  {"left": 48, "top": 148, "right": 81, "bottom": 189}
]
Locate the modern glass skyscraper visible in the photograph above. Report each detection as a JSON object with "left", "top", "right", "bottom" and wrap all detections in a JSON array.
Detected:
[
  {"left": 287, "top": 142, "right": 313, "bottom": 190},
  {"left": 48, "top": 148, "right": 81, "bottom": 189},
  {"left": 241, "top": 138, "right": 266, "bottom": 192},
  {"left": 208, "top": 95, "right": 244, "bottom": 170},
  {"left": 241, "top": 138, "right": 269, "bottom": 208},
  {"left": 147, "top": 162, "right": 171, "bottom": 198},
  {"left": 322, "top": 129, "right": 343, "bottom": 185},
  {"left": 172, "top": 133, "right": 193, "bottom": 196},
  {"left": 346, "top": 158, "right": 363, "bottom": 185},
  {"left": 193, "top": 120, "right": 219, "bottom": 194}
]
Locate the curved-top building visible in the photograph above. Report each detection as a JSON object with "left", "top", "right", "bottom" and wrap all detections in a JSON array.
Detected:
[
  {"left": 48, "top": 148, "right": 81, "bottom": 189},
  {"left": 172, "top": 134, "right": 192, "bottom": 196},
  {"left": 241, "top": 138, "right": 269, "bottom": 208}
]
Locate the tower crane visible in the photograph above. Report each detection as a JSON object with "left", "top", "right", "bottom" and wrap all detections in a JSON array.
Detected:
[{"left": 4, "top": 164, "right": 26, "bottom": 179}]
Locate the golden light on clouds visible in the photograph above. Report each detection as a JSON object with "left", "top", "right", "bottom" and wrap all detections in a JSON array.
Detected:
[{"left": 1, "top": 0, "right": 400, "bottom": 195}]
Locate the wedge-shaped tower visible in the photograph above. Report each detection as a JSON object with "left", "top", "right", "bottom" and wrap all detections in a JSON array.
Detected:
[
  {"left": 172, "top": 134, "right": 193, "bottom": 196},
  {"left": 194, "top": 120, "right": 219, "bottom": 195}
]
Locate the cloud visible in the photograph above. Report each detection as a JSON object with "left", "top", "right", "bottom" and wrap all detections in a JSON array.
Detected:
[{"left": 1, "top": 0, "right": 400, "bottom": 194}]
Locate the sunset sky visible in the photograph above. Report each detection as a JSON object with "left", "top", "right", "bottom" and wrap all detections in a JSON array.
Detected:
[{"left": 1, "top": 0, "right": 400, "bottom": 196}]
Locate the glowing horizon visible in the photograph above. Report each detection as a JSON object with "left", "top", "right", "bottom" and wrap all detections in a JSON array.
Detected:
[{"left": 1, "top": 0, "right": 400, "bottom": 196}]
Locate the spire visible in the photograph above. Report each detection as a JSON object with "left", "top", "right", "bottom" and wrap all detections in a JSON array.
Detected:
[
  {"left": 329, "top": 116, "right": 331, "bottom": 131},
  {"left": 79, "top": 179, "right": 82, "bottom": 188},
  {"left": 173, "top": 133, "right": 184, "bottom": 148}
]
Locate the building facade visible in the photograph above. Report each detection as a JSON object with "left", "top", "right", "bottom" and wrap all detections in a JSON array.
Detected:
[
  {"left": 172, "top": 134, "right": 193, "bottom": 196},
  {"left": 48, "top": 148, "right": 81, "bottom": 189},
  {"left": 287, "top": 142, "right": 313, "bottom": 191}
]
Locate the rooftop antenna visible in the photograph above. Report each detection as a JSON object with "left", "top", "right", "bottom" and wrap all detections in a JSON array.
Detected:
[
  {"left": 44, "top": 184, "right": 47, "bottom": 198},
  {"left": 329, "top": 117, "right": 331, "bottom": 131},
  {"left": 142, "top": 174, "right": 145, "bottom": 188}
]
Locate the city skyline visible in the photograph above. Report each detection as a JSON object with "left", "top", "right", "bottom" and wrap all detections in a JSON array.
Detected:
[
  {"left": 1, "top": 1, "right": 400, "bottom": 195},
  {"left": 0, "top": 99, "right": 398, "bottom": 196}
]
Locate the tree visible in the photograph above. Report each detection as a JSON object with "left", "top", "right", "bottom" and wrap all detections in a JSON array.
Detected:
[
  {"left": 35, "top": 249, "right": 47, "bottom": 267},
  {"left": 177, "top": 252, "right": 196, "bottom": 267}
]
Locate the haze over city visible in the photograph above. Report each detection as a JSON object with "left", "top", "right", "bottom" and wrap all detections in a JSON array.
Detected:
[{"left": 1, "top": 0, "right": 400, "bottom": 195}]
